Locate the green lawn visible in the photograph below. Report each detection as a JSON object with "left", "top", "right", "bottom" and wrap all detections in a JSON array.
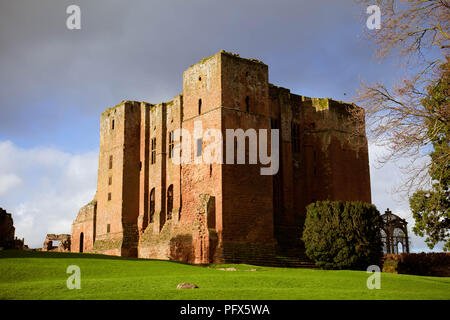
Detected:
[{"left": 0, "top": 250, "right": 448, "bottom": 300}]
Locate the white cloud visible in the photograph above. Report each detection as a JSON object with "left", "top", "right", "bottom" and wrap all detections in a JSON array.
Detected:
[
  {"left": 0, "top": 141, "right": 98, "bottom": 248},
  {"left": 0, "top": 173, "right": 22, "bottom": 195}
]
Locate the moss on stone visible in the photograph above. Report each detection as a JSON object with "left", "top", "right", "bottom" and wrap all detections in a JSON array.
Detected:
[
  {"left": 312, "top": 98, "right": 329, "bottom": 111},
  {"left": 188, "top": 50, "right": 266, "bottom": 70},
  {"left": 101, "top": 102, "right": 124, "bottom": 116},
  {"left": 220, "top": 50, "right": 266, "bottom": 65},
  {"left": 188, "top": 52, "right": 217, "bottom": 69},
  {"left": 92, "top": 238, "right": 122, "bottom": 251}
]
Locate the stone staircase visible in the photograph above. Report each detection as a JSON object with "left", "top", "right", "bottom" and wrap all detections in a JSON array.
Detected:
[
  {"left": 274, "top": 246, "right": 316, "bottom": 268},
  {"left": 219, "top": 243, "right": 317, "bottom": 269},
  {"left": 222, "top": 252, "right": 316, "bottom": 269}
]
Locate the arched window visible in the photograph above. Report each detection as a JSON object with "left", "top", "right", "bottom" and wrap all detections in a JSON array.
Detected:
[
  {"left": 380, "top": 229, "right": 388, "bottom": 254},
  {"left": 151, "top": 138, "right": 156, "bottom": 164},
  {"left": 397, "top": 242, "right": 403, "bottom": 254},
  {"left": 168, "top": 131, "right": 174, "bottom": 159},
  {"left": 167, "top": 185, "right": 173, "bottom": 220},
  {"left": 291, "top": 122, "right": 301, "bottom": 153},
  {"left": 149, "top": 188, "right": 155, "bottom": 223},
  {"left": 198, "top": 99, "right": 202, "bottom": 115}
]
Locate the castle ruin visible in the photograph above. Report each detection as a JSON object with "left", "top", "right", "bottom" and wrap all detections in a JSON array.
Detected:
[
  {"left": 0, "top": 207, "right": 25, "bottom": 250},
  {"left": 71, "top": 51, "right": 371, "bottom": 265}
]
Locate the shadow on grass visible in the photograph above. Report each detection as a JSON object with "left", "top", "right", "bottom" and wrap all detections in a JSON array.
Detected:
[
  {"left": 0, "top": 250, "right": 308, "bottom": 271},
  {"left": 0, "top": 250, "right": 194, "bottom": 267},
  {"left": 0, "top": 250, "right": 137, "bottom": 260}
]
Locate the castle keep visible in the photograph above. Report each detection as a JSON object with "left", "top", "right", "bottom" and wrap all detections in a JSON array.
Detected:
[{"left": 71, "top": 51, "right": 371, "bottom": 264}]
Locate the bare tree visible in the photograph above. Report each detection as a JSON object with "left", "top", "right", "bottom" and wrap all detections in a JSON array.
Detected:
[{"left": 354, "top": 0, "right": 449, "bottom": 195}]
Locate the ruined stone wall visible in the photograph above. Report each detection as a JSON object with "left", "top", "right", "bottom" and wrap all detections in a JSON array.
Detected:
[
  {"left": 177, "top": 53, "right": 223, "bottom": 263},
  {"left": 92, "top": 103, "right": 126, "bottom": 256},
  {"left": 165, "top": 96, "right": 183, "bottom": 222},
  {"left": 268, "top": 86, "right": 299, "bottom": 247},
  {"left": 149, "top": 102, "right": 167, "bottom": 233},
  {"left": 321, "top": 100, "right": 371, "bottom": 203},
  {"left": 220, "top": 53, "right": 276, "bottom": 256},
  {"left": 120, "top": 101, "right": 142, "bottom": 257},
  {"left": 139, "top": 193, "right": 217, "bottom": 264},
  {"left": 138, "top": 102, "right": 151, "bottom": 235},
  {"left": 268, "top": 87, "right": 372, "bottom": 250},
  {"left": 72, "top": 50, "right": 372, "bottom": 264},
  {"left": 71, "top": 200, "right": 96, "bottom": 253},
  {"left": 91, "top": 101, "right": 141, "bottom": 257},
  {"left": 0, "top": 208, "right": 15, "bottom": 249},
  {"left": 138, "top": 95, "right": 186, "bottom": 260},
  {"left": 42, "top": 234, "right": 71, "bottom": 252},
  {"left": 298, "top": 97, "right": 371, "bottom": 205},
  {"left": 220, "top": 52, "right": 269, "bottom": 115}
]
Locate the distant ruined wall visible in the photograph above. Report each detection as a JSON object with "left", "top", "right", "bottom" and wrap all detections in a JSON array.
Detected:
[
  {"left": 42, "top": 234, "right": 71, "bottom": 252},
  {"left": 0, "top": 208, "right": 15, "bottom": 249},
  {"left": 0, "top": 207, "right": 25, "bottom": 250}
]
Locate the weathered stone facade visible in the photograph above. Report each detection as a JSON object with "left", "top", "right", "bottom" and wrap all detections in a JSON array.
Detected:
[
  {"left": 71, "top": 51, "right": 371, "bottom": 264},
  {"left": 0, "top": 207, "right": 15, "bottom": 249},
  {"left": 42, "top": 234, "right": 71, "bottom": 252},
  {"left": 71, "top": 200, "right": 97, "bottom": 253},
  {"left": 0, "top": 207, "right": 25, "bottom": 250}
]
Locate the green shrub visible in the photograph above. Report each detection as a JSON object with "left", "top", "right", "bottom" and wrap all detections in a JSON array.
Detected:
[
  {"left": 302, "top": 201, "right": 383, "bottom": 270},
  {"left": 383, "top": 253, "right": 450, "bottom": 277}
]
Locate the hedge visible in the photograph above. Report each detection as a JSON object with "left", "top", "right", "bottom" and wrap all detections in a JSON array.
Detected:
[
  {"left": 383, "top": 252, "right": 450, "bottom": 277},
  {"left": 302, "top": 201, "right": 383, "bottom": 270}
]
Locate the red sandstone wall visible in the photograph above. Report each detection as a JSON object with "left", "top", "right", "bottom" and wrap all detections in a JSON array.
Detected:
[
  {"left": 138, "top": 102, "right": 150, "bottom": 234},
  {"left": 165, "top": 96, "right": 183, "bottom": 222},
  {"left": 121, "top": 102, "right": 141, "bottom": 256},
  {"left": 71, "top": 201, "right": 96, "bottom": 253},
  {"left": 72, "top": 50, "right": 372, "bottom": 264},
  {"left": 138, "top": 96, "right": 187, "bottom": 260},
  {"left": 268, "top": 87, "right": 372, "bottom": 249},
  {"left": 92, "top": 104, "right": 125, "bottom": 256},
  {"left": 179, "top": 54, "right": 223, "bottom": 263},
  {"left": 91, "top": 101, "right": 141, "bottom": 256},
  {"left": 220, "top": 53, "right": 276, "bottom": 251},
  {"left": 294, "top": 97, "right": 372, "bottom": 214},
  {"left": 270, "top": 86, "right": 296, "bottom": 223},
  {"left": 0, "top": 208, "right": 15, "bottom": 249}
]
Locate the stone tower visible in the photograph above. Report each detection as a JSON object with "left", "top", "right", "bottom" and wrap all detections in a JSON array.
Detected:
[
  {"left": 91, "top": 101, "right": 142, "bottom": 257},
  {"left": 71, "top": 50, "right": 371, "bottom": 266}
]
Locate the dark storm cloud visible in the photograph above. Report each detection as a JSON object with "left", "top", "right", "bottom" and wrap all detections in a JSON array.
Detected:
[{"left": 0, "top": 0, "right": 396, "bottom": 149}]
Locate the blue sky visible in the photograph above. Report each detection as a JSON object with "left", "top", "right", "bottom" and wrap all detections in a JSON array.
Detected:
[{"left": 0, "top": 0, "right": 442, "bottom": 251}]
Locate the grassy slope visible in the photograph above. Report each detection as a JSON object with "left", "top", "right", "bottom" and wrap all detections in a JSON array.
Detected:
[{"left": 0, "top": 250, "right": 449, "bottom": 300}]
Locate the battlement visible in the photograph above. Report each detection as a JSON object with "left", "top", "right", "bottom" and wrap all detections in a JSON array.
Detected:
[{"left": 187, "top": 50, "right": 266, "bottom": 70}]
